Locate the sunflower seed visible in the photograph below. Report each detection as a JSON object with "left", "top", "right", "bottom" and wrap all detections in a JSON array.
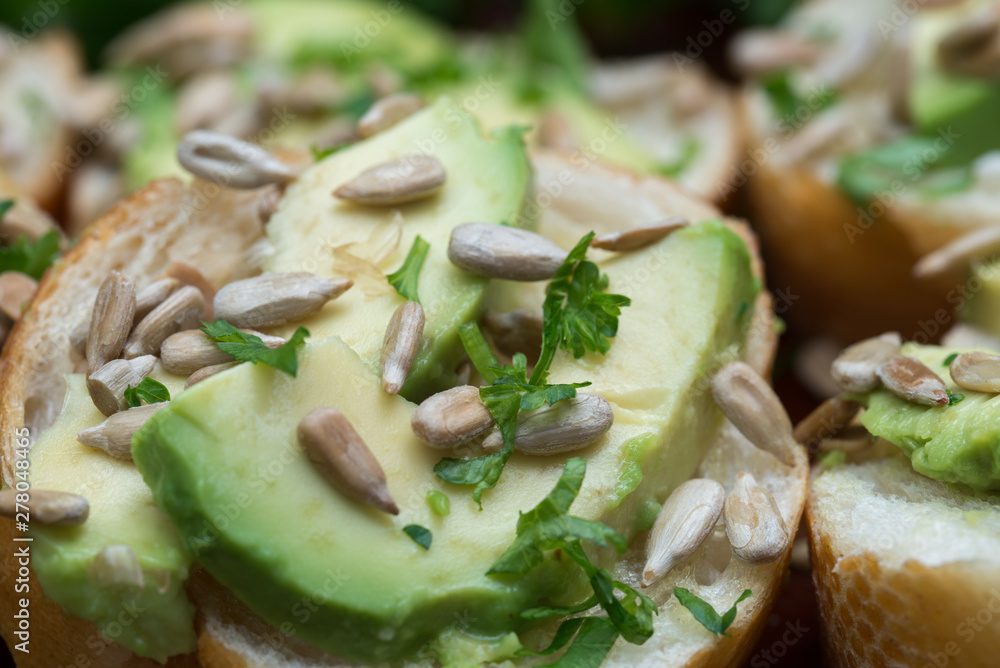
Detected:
[
  {"left": 723, "top": 472, "right": 788, "bottom": 565},
  {"left": 817, "top": 424, "right": 874, "bottom": 454},
  {"left": 134, "top": 278, "right": 179, "bottom": 322},
  {"left": 160, "top": 328, "right": 285, "bottom": 375},
  {"left": 163, "top": 262, "right": 216, "bottom": 320},
  {"left": 913, "top": 225, "right": 1000, "bottom": 279},
  {"left": 177, "top": 130, "right": 298, "bottom": 189},
  {"left": 711, "top": 362, "right": 799, "bottom": 467},
  {"left": 643, "top": 478, "right": 724, "bottom": 586},
  {"left": 357, "top": 93, "right": 425, "bottom": 138},
  {"left": 877, "top": 355, "right": 950, "bottom": 406},
  {"left": 448, "top": 223, "right": 566, "bottom": 281},
  {"left": 411, "top": 385, "right": 494, "bottom": 448},
  {"left": 381, "top": 301, "right": 424, "bottom": 395},
  {"left": 949, "top": 351, "right": 1000, "bottom": 393},
  {"left": 0, "top": 489, "right": 88, "bottom": 526},
  {"left": 91, "top": 545, "right": 144, "bottom": 589},
  {"left": 590, "top": 216, "right": 690, "bottom": 252},
  {"left": 942, "top": 323, "right": 1000, "bottom": 351},
  {"left": 729, "top": 29, "right": 822, "bottom": 76},
  {"left": 123, "top": 286, "right": 206, "bottom": 359},
  {"left": 297, "top": 407, "right": 399, "bottom": 515},
  {"left": 334, "top": 155, "right": 445, "bottom": 205},
  {"left": 77, "top": 403, "right": 168, "bottom": 459},
  {"left": 185, "top": 361, "right": 239, "bottom": 387},
  {"left": 938, "top": 4, "right": 1000, "bottom": 78},
  {"left": 792, "top": 395, "right": 862, "bottom": 447},
  {"left": 0, "top": 271, "right": 37, "bottom": 320},
  {"left": 86, "top": 355, "right": 158, "bottom": 417},
  {"left": 213, "top": 272, "right": 352, "bottom": 329},
  {"left": 86, "top": 271, "right": 137, "bottom": 376},
  {"left": 830, "top": 332, "right": 902, "bottom": 393},
  {"left": 483, "top": 310, "right": 544, "bottom": 360},
  {"left": 481, "top": 394, "right": 614, "bottom": 455}
]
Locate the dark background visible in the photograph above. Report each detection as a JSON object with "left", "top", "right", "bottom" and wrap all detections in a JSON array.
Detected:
[{"left": 0, "top": 1, "right": 825, "bottom": 666}]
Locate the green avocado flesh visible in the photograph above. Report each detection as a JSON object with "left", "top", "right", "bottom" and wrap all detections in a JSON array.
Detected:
[
  {"left": 958, "top": 261, "right": 1000, "bottom": 334},
  {"left": 27, "top": 373, "right": 195, "bottom": 662},
  {"left": 132, "top": 219, "right": 757, "bottom": 663},
  {"left": 856, "top": 344, "right": 1000, "bottom": 492},
  {"left": 908, "top": 3, "right": 1000, "bottom": 167},
  {"left": 263, "top": 99, "right": 533, "bottom": 401}
]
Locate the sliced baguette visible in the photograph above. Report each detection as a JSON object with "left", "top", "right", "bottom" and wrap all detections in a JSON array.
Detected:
[
  {"left": 808, "top": 457, "right": 1000, "bottom": 668},
  {"left": 0, "top": 152, "right": 805, "bottom": 667}
]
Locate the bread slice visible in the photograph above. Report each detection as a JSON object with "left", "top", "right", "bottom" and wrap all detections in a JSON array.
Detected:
[
  {"left": 0, "top": 152, "right": 806, "bottom": 667},
  {"left": 808, "top": 457, "right": 1000, "bottom": 668},
  {"left": 735, "top": 0, "right": 1000, "bottom": 343}
]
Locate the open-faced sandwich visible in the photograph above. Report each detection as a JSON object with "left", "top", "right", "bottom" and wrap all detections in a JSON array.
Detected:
[
  {"left": 0, "top": 97, "right": 807, "bottom": 666},
  {"left": 735, "top": 0, "right": 1000, "bottom": 342},
  {"left": 799, "top": 327, "right": 1000, "bottom": 666}
]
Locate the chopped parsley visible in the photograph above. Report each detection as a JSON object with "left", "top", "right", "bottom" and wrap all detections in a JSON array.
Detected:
[
  {"left": 943, "top": 353, "right": 959, "bottom": 367},
  {"left": 386, "top": 236, "right": 430, "bottom": 304},
  {"left": 124, "top": 377, "right": 170, "bottom": 408},
  {"left": 436, "top": 232, "right": 629, "bottom": 508},
  {"left": 0, "top": 229, "right": 61, "bottom": 281},
  {"left": 0, "top": 199, "right": 13, "bottom": 220},
  {"left": 402, "top": 524, "right": 432, "bottom": 550},
  {"left": 310, "top": 143, "right": 350, "bottom": 162},
  {"left": 200, "top": 320, "right": 309, "bottom": 377},
  {"left": 947, "top": 390, "right": 964, "bottom": 406},
  {"left": 674, "top": 587, "right": 752, "bottom": 636},
  {"left": 493, "top": 459, "right": 657, "bottom": 658}
]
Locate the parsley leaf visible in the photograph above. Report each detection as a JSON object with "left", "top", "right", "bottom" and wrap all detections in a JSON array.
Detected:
[
  {"left": 386, "top": 236, "right": 430, "bottom": 304},
  {"left": 520, "top": 617, "right": 620, "bottom": 667},
  {"left": 943, "top": 353, "right": 959, "bottom": 367},
  {"left": 457, "top": 321, "right": 499, "bottom": 384},
  {"left": 487, "top": 458, "right": 656, "bottom": 647},
  {"left": 402, "top": 524, "right": 432, "bottom": 550},
  {"left": 310, "top": 143, "right": 350, "bottom": 162},
  {"left": 0, "top": 230, "right": 61, "bottom": 280},
  {"left": 200, "top": 320, "right": 309, "bottom": 377},
  {"left": 434, "top": 353, "right": 587, "bottom": 508},
  {"left": 674, "top": 587, "right": 752, "bottom": 636},
  {"left": 947, "top": 390, "right": 964, "bottom": 406},
  {"left": 531, "top": 232, "right": 631, "bottom": 384},
  {"left": 123, "top": 377, "right": 170, "bottom": 408},
  {"left": 0, "top": 199, "right": 13, "bottom": 220}
]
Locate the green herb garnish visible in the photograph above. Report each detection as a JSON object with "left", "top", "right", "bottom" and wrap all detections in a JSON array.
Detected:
[
  {"left": 943, "top": 353, "right": 959, "bottom": 367},
  {"left": 426, "top": 490, "right": 450, "bottom": 516},
  {"left": 674, "top": 587, "right": 752, "bottom": 637},
  {"left": 520, "top": 617, "right": 620, "bottom": 667},
  {"left": 657, "top": 136, "right": 700, "bottom": 179},
  {"left": 519, "top": 0, "right": 589, "bottom": 99},
  {"left": 402, "top": 524, "right": 432, "bottom": 550},
  {"left": 0, "top": 230, "right": 61, "bottom": 280},
  {"left": 200, "top": 320, "right": 309, "bottom": 377},
  {"left": 310, "top": 143, "right": 350, "bottom": 162},
  {"left": 435, "top": 233, "right": 628, "bottom": 507},
  {"left": 386, "top": 235, "right": 430, "bottom": 304},
  {"left": 123, "top": 377, "right": 170, "bottom": 408},
  {"left": 491, "top": 458, "right": 656, "bottom": 653},
  {"left": 947, "top": 390, "right": 965, "bottom": 406},
  {"left": 0, "top": 199, "right": 13, "bottom": 220}
]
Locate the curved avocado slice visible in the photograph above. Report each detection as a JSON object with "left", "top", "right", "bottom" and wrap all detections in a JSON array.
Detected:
[
  {"left": 27, "top": 374, "right": 195, "bottom": 662},
  {"left": 263, "top": 98, "right": 534, "bottom": 401},
  {"left": 133, "top": 220, "right": 758, "bottom": 663},
  {"left": 855, "top": 343, "right": 1000, "bottom": 492}
]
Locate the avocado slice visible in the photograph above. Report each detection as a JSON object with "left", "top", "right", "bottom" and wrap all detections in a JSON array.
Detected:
[
  {"left": 908, "top": 2, "right": 1000, "bottom": 167},
  {"left": 263, "top": 99, "right": 533, "bottom": 400},
  {"left": 133, "top": 220, "right": 758, "bottom": 663},
  {"left": 853, "top": 343, "right": 1000, "bottom": 492},
  {"left": 27, "top": 373, "right": 195, "bottom": 662}
]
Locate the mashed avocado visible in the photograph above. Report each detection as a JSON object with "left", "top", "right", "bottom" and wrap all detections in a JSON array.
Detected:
[{"left": 855, "top": 344, "right": 1000, "bottom": 492}]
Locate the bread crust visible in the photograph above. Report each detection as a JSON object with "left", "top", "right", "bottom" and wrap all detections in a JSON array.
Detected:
[{"left": 808, "top": 463, "right": 1000, "bottom": 668}]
